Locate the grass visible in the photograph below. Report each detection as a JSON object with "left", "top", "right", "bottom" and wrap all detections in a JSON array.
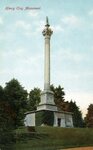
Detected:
[{"left": 14, "top": 126, "right": 93, "bottom": 150}]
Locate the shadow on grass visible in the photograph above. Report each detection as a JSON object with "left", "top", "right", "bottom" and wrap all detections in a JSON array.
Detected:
[{"left": 16, "top": 132, "right": 49, "bottom": 142}]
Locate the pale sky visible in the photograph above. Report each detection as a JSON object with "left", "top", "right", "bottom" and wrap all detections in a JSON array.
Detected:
[{"left": 0, "top": 0, "right": 93, "bottom": 116}]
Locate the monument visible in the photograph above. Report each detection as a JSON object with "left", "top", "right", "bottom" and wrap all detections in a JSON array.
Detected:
[
  {"left": 24, "top": 17, "right": 73, "bottom": 127},
  {"left": 37, "top": 17, "right": 57, "bottom": 111}
]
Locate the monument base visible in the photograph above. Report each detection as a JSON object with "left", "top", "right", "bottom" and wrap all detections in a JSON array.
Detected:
[{"left": 37, "top": 90, "right": 57, "bottom": 111}]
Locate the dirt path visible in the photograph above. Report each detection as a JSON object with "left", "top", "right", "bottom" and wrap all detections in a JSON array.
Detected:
[{"left": 63, "top": 147, "right": 93, "bottom": 150}]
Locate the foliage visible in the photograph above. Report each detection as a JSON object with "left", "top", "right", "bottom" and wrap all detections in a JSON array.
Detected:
[
  {"left": 85, "top": 104, "right": 93, "bottom": 127},
  {"left": 36, "top": 110, "right": 54, "bottom": 126},
  {"left": 4, "top": 78, "right": 28, "bottom": 128},
  {"left": 0, "top": 78, "right": 29, "bottom": 148},
  {"left": 51, "top": 85, "right": 84, "bottom": 127},
  {"left": 68, "top": 100, "right": 84, "bottom": 127},
  {"left": 28, "top": 88, "right": 41, "bottom": 111},
  {"left": 0, "top": 86, "right": 15, "bottom": 149},
  {"left": 50, "top": 85, "right": 65, "bottom": 109}
]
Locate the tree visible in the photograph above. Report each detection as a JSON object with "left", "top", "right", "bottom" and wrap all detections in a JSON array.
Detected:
[
  {"left": 29, "top": 88, "right": 41, "bottom": 111},
  {"left": 0, "top": 86, "right": 15, "bottom": 129},
  {"left": 50, "top": 85, "right": 66, "bottom": 110},
  {"left": 68, "top": 100, "right": 84, "bottom": 127},
  {"left": 4, "top": 78, "right": 28, "bottom": 128},
  {"left": 85, "top": 104, "right": 93, "bottom": 128},
  {"left": 0, "top": 86, "right": 15, "bottom": 149},
  {"left": 51, "top": 85, "right": 84, "bottom": 127}
]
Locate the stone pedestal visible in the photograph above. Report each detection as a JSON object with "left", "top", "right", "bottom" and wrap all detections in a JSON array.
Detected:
[
  {"left": 37, "top": 90, "right": 57, "bottom": 111},
  {"left": 40, "top": 90, "right": 54, "bottom": 105}
]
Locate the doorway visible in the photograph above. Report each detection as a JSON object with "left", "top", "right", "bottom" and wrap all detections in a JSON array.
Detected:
[{"left": 57, "top": 118, "right": 61, "bottom": 127}]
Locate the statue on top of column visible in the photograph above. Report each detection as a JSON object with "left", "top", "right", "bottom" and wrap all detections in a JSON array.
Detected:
[{"left": 42, "top": 16, "right": 53, "bottom": 37}]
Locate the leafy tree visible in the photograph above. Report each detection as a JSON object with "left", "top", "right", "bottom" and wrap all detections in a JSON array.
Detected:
[
  {"left": 51, "top": 85, "right": 84, "bottom": 127},
  {"left": 50, "top": 85, "right": 66, "bottom": 110},
  {"left": 68, "top": 100, "right": 84, "bottom": 127},
  {"left": 85, "top": 104, "right": 93, "bottom": 128},
  {"left": 0, "top": 86, "right": 15, "bottom": 149},
  {"left": 4, "top": 78, "right": 28, "bottom": 128},
  {"left": 29, "top": 88, "right": 41, "bottom": 111}
]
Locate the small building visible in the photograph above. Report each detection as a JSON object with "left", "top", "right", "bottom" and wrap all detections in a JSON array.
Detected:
[
  {"left": 24, "top": 110, "right": 73, "bottom": 127},
  {"left": 24, "top": 17, "right": 73, "bottom": 128}
]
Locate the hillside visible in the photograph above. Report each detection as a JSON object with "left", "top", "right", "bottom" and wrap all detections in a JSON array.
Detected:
[{"left": 15, "top": 126, "right": 93, "bottom": 150}]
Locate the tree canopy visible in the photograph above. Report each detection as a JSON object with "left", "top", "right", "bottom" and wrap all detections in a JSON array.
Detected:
[
  {"left": 68, "top": 100, "right": 84, "bottom": 127},
  {"left": 50, "top": 85, "right": 65, "bottom": 110},
  {"left": 0, "top": 86, "right": 15, "bottom": 149},
  {"left": 4, "top": 78, "right": 28, "bottom": 128},
  {"left": 85, "top": 104, "right": 93, "bottom": 128},
  {"left": 50, "top": 85, "right": 84, "bottom": 127},
  {"left": 28, "top": 88, "right": 41, "bottom": 111}
]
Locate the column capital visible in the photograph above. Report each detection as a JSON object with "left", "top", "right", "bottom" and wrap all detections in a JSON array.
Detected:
[{"left": 42, "top": 17, "right": 53, "bottom": 37}]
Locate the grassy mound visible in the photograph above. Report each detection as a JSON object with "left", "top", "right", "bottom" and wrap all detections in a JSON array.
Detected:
[{"left": 15, "top": 126, "right": 93, "bottom": 150}]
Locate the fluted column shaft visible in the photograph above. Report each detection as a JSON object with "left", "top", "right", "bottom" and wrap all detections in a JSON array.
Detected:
[
  {"left": 44, "top": 35, "right": 50, "bottom": 90},
  {"left": 42, "top": 17, "right": 53, "bottom": 91}
]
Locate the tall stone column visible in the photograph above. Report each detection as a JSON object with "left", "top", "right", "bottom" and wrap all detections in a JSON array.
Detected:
[
  {"left": 37, "top": 17, "right": 57, "bottom": 111},
  {"left": 42, "top": 17, "right": 53, "bottom": 91}
]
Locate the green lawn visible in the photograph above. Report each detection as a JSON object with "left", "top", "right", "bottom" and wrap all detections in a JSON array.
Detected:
[{"left": 14, "top": 126, "right": 93, "bottom": 150}]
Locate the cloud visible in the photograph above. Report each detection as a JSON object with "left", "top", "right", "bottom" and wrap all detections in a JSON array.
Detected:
[
  {"left": 0, "top": 17, "right": 3, "bottom": 24},
  {"left": 88, "top": 10, "right": 93, "bottom": 16},
  {"left": 34, "top": 20, "right": 45, "bottom": 33},
  {"left": 0, "top": 46, "right": 44, "bottom": 90},
  {"left": 15, "top": 20, "right": 34, "bottom": 36},
  {"left": 15, "top": 19, "right": 44, "bottom": 36},
  {"left": 15, "top": 20, "right": 31, "bottom": 30},
  {"left": 62, "top": 15, "right": 81, "bottom": 27},
  {"left": 1, "top": 48, "right": 26, "bottom": 58},
  {"left": 28, "top": 10, "right": 39, "bottom": 17},
  {"left": 1, "top": 46, "right": 43, "bottom": 71},
  {"left": 52, "top": 48, "right": 84, "bottom": 63},
  {"left": 51, "top": 25, "right": 64, "bottom": 33}
]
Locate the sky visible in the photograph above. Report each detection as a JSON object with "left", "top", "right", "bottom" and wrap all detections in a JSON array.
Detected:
[{"left": 0, "top": 0, "right": 93, "bottom": 116}]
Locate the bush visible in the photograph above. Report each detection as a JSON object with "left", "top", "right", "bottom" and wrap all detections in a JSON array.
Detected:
[{"left": 0, "top": 131, "right": 16, "bottom": 150}]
